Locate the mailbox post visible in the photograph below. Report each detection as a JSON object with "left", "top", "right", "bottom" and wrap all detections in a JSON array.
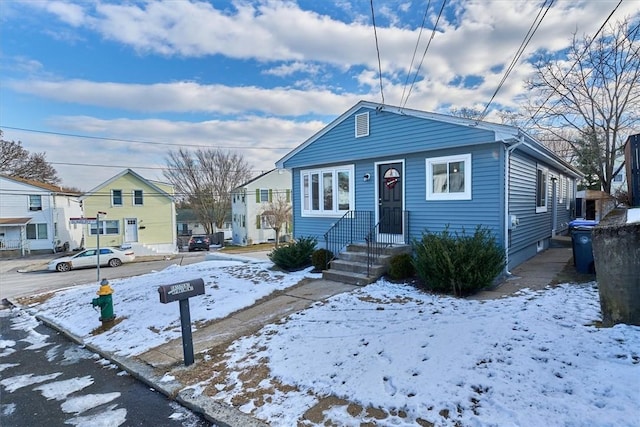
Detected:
[{"left": 158, "top": 278, "right": 205, "bottom": 366}]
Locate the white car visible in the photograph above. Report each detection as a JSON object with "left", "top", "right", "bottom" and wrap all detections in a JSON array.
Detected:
[{"left": 48, "top": 247, "right": 135, "bottom": 272}]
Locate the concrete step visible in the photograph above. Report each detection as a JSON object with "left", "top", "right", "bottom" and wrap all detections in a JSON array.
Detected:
[
  {"left": 322, "top": 269, "right": 378, "bottom": 286},
  {"left": 329, "top": 259, "right": 386, "bottom": 277}
]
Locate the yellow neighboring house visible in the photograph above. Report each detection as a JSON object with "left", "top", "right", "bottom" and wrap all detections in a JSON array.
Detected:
[{"left": 79, "top": 169, "right": 177, "bottom": 255}]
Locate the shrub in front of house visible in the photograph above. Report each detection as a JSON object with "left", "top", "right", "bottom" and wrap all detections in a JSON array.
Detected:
[
  {"left": 387, "top": 253, "right": 415, "bottom": 281},
  {"left": 268, "top": 236, "right": 317, "bottom": 271},
  {"left": 413, "top": 225, "right": 505, "bottom": 296},
  {"left": 311, "top": 248, "right": 333, "bottom": 271}
]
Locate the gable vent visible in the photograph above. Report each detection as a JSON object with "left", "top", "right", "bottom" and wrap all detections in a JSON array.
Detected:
[{"left": 355, "top": 112, "right": 369, "bottom": 138}]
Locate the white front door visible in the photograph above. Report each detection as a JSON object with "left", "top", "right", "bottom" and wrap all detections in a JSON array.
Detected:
[{"left": 124, "top": 218, "right": 138, "bottom": 243}]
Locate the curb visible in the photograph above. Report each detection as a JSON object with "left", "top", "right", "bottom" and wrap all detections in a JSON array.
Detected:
[{"left": 31, "top": 312, "right": 269, "bottom": 427}]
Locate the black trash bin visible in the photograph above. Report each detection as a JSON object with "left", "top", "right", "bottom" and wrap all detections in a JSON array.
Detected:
[{"left": 571, "top": 226, "right": 596, "bottom": 274}]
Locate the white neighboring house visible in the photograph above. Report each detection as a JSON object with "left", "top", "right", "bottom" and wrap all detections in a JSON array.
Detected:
[
  {"left": 0, "top": 175, "right": 83, "bottom": 255},
  {"left": 231, "top": 169, "right": 292, "bottom": 246}
]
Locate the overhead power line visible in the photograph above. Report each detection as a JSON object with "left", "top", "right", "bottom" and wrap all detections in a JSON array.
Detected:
[
  {"left": 479, "top": 0, "right": 555, "bottom": 120},
  {"left": 400, "top": 0, "right": 432, "bottom": 107},
  {"left": 0, "top": 126, "right": 293, "bottom": 150},
  {"left": 402, "top": 0, "right": 448, "bottom": 109},
  {"left": 523, "top": 0, "right": 625, "bottom": 128},
  {"left": 370, "top": 0, "right": 385, "bottom": 105}
]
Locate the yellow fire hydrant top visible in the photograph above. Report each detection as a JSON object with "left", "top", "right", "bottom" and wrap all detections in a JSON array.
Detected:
[{"left": 96, "top": 279, "right": 114, "bottom": 296}]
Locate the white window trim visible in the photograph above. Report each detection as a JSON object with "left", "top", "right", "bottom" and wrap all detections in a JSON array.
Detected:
[
  {"left": 536, "top": 165, "right": 548, "bottom": 213},
  {"left": 300, "top": 165, "right": 355, "bottom": 217},
  {"left": 566, "top": 177, "right": 571, "bottom": 210},
  {"left": 425, "top": 154, "right": 472, "bottom": 201}
]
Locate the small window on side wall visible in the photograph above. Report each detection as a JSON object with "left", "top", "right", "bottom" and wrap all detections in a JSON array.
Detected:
[
  {"left": 536, "top": 166, "right": 548, "bottom": 213},
  {"left": 425, "top": 154, "right": 472, "bottom": 201}
]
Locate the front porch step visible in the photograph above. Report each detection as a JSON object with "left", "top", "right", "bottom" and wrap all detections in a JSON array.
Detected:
[
  {"left": 322, "top": 269, "right": 379, "bottom": 286},
  {"left": 329, "top": 259, "right": 387, "bottom": 277},
  {"left": 321, "top": 243, "right": 412, "bottom": 285}
]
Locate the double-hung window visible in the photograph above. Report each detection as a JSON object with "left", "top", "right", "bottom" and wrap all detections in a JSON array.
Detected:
[
  {"left": 301, "top": 165, "right": 354, "bottom": 216},
  {"left": 425, "top": 154, "right": 472, "bottom": 200},
  {"left": 536, "top": 165, "right": 548, "bottom": 213},
  {"left": 133, "top": 190, "right": 143, "bottom": 206},
  {"left": 112, "top": 190, "right": 123, "bottom": 206},
  {"left": 29, "top": 195, "right": 42, "bottom": 211}
]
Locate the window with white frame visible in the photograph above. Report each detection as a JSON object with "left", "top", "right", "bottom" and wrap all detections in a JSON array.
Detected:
[
  {"left": 536, "top": 166, "right": 548, "bottom": 213},
  {"left": 90, "top": 220, "right": 120, "bottom": 235},
  {"left": 426, "top": 154, "right": 472, "bottom": 201},
  {"left": 301, "top": 165, "right": 354, "bottom": 216},
  {"left": 258, "top": 189, "right": 270, "bottom": 202},
  {"left": 133, "top": 190, "right": 143, "bottom": 205},
  {"left": 566, "top": 176, "right": 571, "bottom": 210},
  {"left": 559, "top": 175, "right": 565, "bottom": 204},
  {"left": 29, "top": 195, "right": 42, "bottom": 211},
  {"left": 26, "top": 223, "right": 47, "bottom": 239},
  {"left": 112, "top": 189, "right": 123, "bottom": 206}
]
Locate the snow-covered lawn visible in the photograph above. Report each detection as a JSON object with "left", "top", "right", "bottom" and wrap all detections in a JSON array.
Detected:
[{"left": 20, "top": 259, "right": 640, "bottom": 426}]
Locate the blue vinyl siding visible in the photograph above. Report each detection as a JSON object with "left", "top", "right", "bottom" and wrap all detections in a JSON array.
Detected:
[
  {"left": 284, "top": 108, "right": 496, "bottom": 169},
  {"left": 293, "top": 144, "right": 505, "bottom": 247}
]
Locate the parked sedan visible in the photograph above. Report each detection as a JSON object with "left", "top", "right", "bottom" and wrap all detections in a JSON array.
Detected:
[
  {"left": 188, "top": 235, "right": 210, "bottom": 252},
  {"left": 48, "top": 247, "right": 135, "bottom": 272}
]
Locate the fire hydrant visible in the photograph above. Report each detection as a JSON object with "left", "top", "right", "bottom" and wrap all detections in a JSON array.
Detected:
[{"left": 91, "top": 278, "right": 115, "bottom": 322}]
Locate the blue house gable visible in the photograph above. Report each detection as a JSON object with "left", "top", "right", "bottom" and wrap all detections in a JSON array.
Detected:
[{"left": 276, "top": 101, "right": 582, "bottom": 272}]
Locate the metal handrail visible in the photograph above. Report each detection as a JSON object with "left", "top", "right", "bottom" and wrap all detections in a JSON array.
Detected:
[
  {"left": 324, "top": 210, "right": 409, "bottom": 276},
  {"left": 365, "top": 211, "right": 409, "bottom": 275},
  {"left": 324, "top": 211, "right": 373, "bottom": 267}
]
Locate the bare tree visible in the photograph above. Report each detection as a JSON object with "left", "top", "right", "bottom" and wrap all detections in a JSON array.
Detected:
[
  {"left": 259, "top": 190, "right": 292, "bottom": 248},
  {"left": 163, "top": 148, "right": 252, "bottom": 234},
  {"left": 0, "top": 131, "right": 60, "bottom": 184},
  {"left": 526, "top": 19, "right": 640, "bottom": 194}
]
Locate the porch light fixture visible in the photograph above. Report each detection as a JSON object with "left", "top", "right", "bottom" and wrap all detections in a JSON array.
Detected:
[{"left": 363, "top": 173, "right": 371, "bottom": 182}]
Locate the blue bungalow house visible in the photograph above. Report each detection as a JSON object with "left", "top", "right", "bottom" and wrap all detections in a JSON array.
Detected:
[{"left": 276, "top": 101, "right": 582, "bottom": 284}]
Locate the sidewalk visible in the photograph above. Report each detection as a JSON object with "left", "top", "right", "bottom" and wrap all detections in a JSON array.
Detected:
[{"left": 29, "top": 242, "right": 579, "bottom": 426}]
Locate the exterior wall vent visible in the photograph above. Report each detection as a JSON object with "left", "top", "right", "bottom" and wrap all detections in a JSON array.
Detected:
[{"left": 355, "top": 112, "right": 369, "bottom": 138}]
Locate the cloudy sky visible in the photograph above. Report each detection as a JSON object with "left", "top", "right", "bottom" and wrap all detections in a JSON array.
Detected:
[{"left": 0, "top": 0, "right": 636, "bottom": 189}]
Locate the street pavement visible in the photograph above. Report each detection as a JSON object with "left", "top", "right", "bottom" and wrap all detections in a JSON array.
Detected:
[{"left": 1, "top": 240, "right": 580, "bottom": 426}]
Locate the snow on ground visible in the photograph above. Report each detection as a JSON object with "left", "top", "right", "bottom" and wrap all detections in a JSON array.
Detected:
[
  {"left": 31, "top": 259, "right": 320, "bottom": 357},
  {"left": 20, "top": 259, "right": 640, "bottom": 426}
]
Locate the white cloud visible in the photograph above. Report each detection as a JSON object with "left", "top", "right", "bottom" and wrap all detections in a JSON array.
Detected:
[{"left": 262, "top": 61, "right": 322, "bottom": 78}]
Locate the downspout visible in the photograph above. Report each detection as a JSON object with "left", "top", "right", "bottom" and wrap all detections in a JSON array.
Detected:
[{"left": 504, "top": 135, "right": 525, "bottom": 275}]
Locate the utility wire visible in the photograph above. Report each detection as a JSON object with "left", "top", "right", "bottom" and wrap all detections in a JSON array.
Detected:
[
  {"left": 402, "top": 0, "right": 447, "bottom": 109},
  {"left": 479, "top": 0, "right": 554, "bottom": 121},
  {"left": 0, "top": 126, "right": 293, "bottom": 150},
  {"left": 523, "top": 0, "right": 625, "bottom": 128},
  {"left": 400, "top": 0, "right": 432, "bottom": 107},
  {"left": 370, "top": 0, "right": 385, "bottom": 105}
]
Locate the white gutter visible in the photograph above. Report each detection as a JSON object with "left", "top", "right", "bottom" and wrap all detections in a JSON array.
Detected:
[{"left": 504, "top": 135, "right": 524, "bottom": 275}]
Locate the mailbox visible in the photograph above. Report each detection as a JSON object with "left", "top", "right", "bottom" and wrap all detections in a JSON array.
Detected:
[{"left": 158, "top": 278, "right": 205, "bottom": 304}]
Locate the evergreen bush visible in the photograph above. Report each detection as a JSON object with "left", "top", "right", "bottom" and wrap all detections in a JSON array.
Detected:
[
  {"left": 311, "top": 248, "right": 333, "bottom": 271},
  {"left": 268, "top": 236, "right": 317, "bottom": 271},
  {"left": 413, "top": 225, "right": 505, "bottom": 296},
  {"left": 387, "top": 253, "right": 415, "bottom": 280}
]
